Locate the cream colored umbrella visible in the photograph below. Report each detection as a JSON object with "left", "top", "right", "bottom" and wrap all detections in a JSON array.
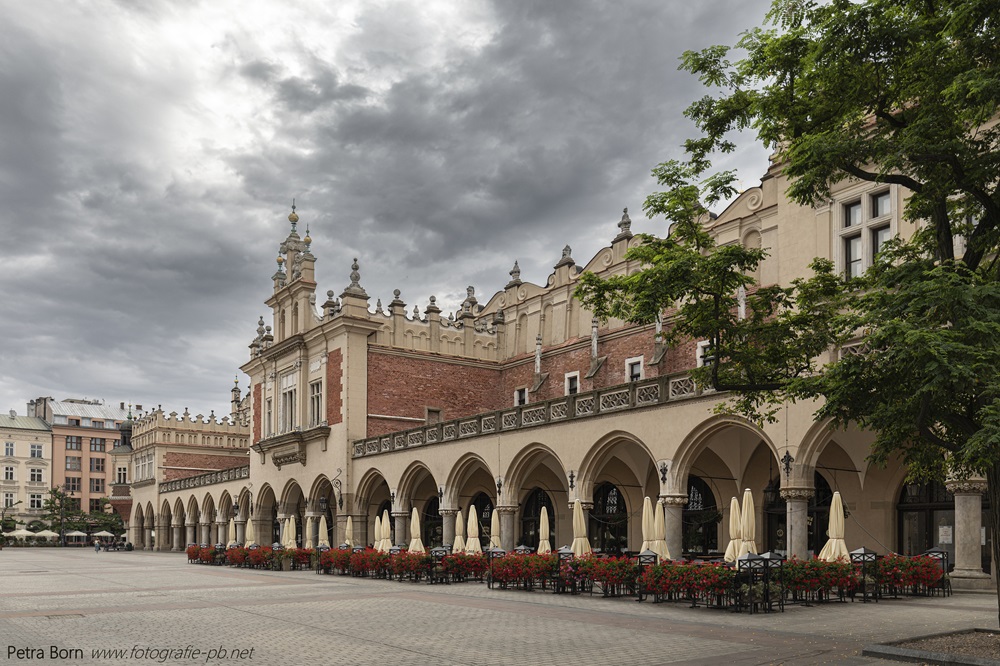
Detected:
[
  {"left": 244, "top": 516, "right": 256, "bottom": 547},
  {"left": 408, "top": 507, "right": 425, "bottom": 553},
  {"left": 381, "top": 509, "right": 392, "bottom": 550},
  {"left": 227, "top": 518, "right": 237, "bottom": 547},
  {"left": 304, "top": 516, "right": 314, "bottom": 549},
  {"left": 537, "top": 506, "right": 551, "bottom": 554},
  {"left": 489, "top": 509, "right": 501, "bottom": 549},
  {"left": 453, "top": 509, "right": 466, "bottom": 553},
  {"left": 652, "top": 499, "right": 670, "bottom": 561},
  {"left": 7, "top": 528, "right": 33, "bottom": 538},
  {"left": 344, "top": 515, "right": 353, "bottom": 548},
  {"left": 570, "top": 499, "right": 592, "bottom": 557},
  {"left": 318, "top": 515, "right": 330, "bottom": 548},
  {"left": 287, "top": 516, "right": 298, "bottom": 549},
  {"left": 738, "top": 488, "right": 757, "bottom": 557},
  {"left": 34, "top": 529, "right": 59, "bottom": 539},
  {"left": 465, "top": 508, "right": 482, "bottom": 554},
  {"left": 640, "top": 496, "right": 653, "bottom": 553},
  {"left": 724, "top": 497, "right": 742, "bottom": 562},
  {"left": 373, "top": 515, "right": 383, "bottom": 551},
  {"left": 818, "top": 491, "right": 850, "bottom": 562}
]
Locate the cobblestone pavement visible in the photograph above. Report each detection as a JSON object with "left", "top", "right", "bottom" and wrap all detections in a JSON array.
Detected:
[{"left": 0, "top": 549, "right": 994, "bottom": 665}]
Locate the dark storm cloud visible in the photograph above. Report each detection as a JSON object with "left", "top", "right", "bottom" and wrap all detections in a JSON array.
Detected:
[{"left": 0, "top": 0, "right": 773, "bottom": 417}]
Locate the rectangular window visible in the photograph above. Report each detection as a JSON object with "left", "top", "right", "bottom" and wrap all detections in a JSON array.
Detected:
[
  {"left": 90, "top": 458, "right": 105, "bottom": 473},
  {"left": 29, "top": 494, "right": 42, "bottom": 510},
  {"left": 844, "top": 201, "right": 862, "bottom": 227},
  {"left": 30, "top": 444, "right": 42, "bottom": 458},
  {"left": 3, "top": 493, "right": 13, "bottom": 508},
  {"left": 81, "top": 418, "right": 91, "bottom": 427},
  {"left": 696, "top": 340, "right": 712, "bottom": 368},
  {"left": 565, "top": 372, "right": 580, "bottom": 396},
  {"left": 29, "top": 468, "right": 42, "bottom": 483},
  {"left": 92, "top": 421, "right": 104, "bottom": 429},
  {"left": 116, "top": 467, "right": 127, "bottom": 484},
  {"left": 90, "top": 438, "right": 105, "bottom": 452},
  {"left": 872, "top": 191, "right": 891, "bottom": 218},
  {"left": 68, "top": 419, "right": 80, "bottom": 426},
  {"left": 514, "top": 388, "right": 528, "bottom": 406},
  {"left": 845, "top": 234, "right": 863, "bottom": 278},
  {"left": 3, "top": 442, "right": 12, "bottom": 457},
  {"left": 265, "top": 398, "right": 273, "bottom": 437},
  {"left": 872, "top": 225, "right": 891, "bottom": 261},
  {"left": 53, "top": 415, "right": 67, "bottom": 425},
  {"left": 280, "top": 372, "right": 297, "bottom": 432},
  {"left": 89, "top": 499, "right": 103, "bottom": 513},
  {"left": 309, "top": 381, "right": 323, "bottom": 426},
  {"left": 66, "top": 456, "right": 81, "bottom": 471},
  {"left": 66, "top": 436, "right": 81, "bottom": 450},
  {"left": 626, "top": 357, "right": 644, "bottom": 382},
  {"left": 65, "top": 477, "right": 81, "bottom": 492},
  {"left": 3, "top": 466, "right": 14, "bottom": 481},
  {"left": 90, "top": 478, "right": 105, "bottom": 494}
]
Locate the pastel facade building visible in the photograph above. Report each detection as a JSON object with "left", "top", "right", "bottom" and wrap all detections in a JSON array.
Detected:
[{"left": 0, "top": 412, "right": 52, "bottom": 530}]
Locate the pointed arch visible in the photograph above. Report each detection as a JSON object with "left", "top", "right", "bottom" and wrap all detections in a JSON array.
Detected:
[
  {"left": 576, "top": 429, "right": 656, "bottom": 500},
  {"left": 443, "top": 452, "right": 494, "bottom": 508},
  {"left": 670, "top": 415, "right": 777, "bottom": 493},
  {"left": 397, "top": 461, "right": 438, "bottom": 505}
]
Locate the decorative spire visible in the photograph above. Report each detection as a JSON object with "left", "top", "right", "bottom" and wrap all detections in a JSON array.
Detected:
[
  {"left": 554, "top": 245, "right": 575, "bottom": 268},
  {"left": 288, "top": 199, "right": 298, "bottom": 232},
  {"left": 341, "top": 257, "right": 368, "bottom": 298},
  {"left": 256, "top": 316, "right": 266, "bottom": 337},
  {"left": 375, "top": 298, "right": 384, "bottom": 314},
  {"left": 425, "top": 295, "right": 441, "bottom": 315},
  {"left": 614, "top": 207, "right": 633, "bottom": 242},
  {"left": 412, "top": 304, "right": 421, "bottom": 320},
  {"left": 303, "top": 224, "right": 312, "bottom": 251},
  {"left": 506, "top": 260, "right": 522, "bottom": 289}
]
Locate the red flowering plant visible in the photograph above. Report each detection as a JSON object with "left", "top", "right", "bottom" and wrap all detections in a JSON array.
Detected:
[
  {"left": 908, "top": 555, "right": 944, "bottom": 589},
  {"left": 442, "top": 553, "right": 487, "bottom": 581},
  {"left": 688, "top": 562, "right": 735, "bottom": 604},
  {"left": 592, "top": 557, "right": 638, "bottom": 597},
  {"left": 225, "top": 547, "right": 248, "bottom": 566},
  {"left": 487, "top": 555, "right": 524, "bottom": 588},
  {"left": 390, "top": 551, "right": 431, "bottom": 580},
  {"left": 877, "top": 553, "right": 910, "bottom": 591},
  {"left": 247, "top": 546, "right": 273, "bottom": 568},
  {"left": 320, "top": 548, "right": 351, "bottom": 573},
  {"left": 282, "top": 547, "right": 314, "bottom": 568},
  {"left": 520, "top": 554, "right": 557, "bottom": 588},
  {"left": 186, "top": 544, "right": 201, "bottom": 562},
  {"left": 349, "top": 548, "right": 389, "bottom": 577}
]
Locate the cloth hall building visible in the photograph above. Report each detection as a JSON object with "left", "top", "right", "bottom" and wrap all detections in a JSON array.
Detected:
[{"left": 123, "top": 159, "right": 993, "bottom": 591}]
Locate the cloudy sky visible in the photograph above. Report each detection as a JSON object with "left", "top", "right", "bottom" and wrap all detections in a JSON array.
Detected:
[{"left": 1, "top": 0, "right": 772, "bottom": 420}]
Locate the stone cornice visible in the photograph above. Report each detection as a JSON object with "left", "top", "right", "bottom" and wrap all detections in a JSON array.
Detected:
[
  {"left": 660, "top": 495, "right": 689, "bottom": 507},
  {"left": 780, "top": 488, "right": 815, "bottom": 501},
  {"left": 945, "top": 480, "right": 987, "bottom": 495}
]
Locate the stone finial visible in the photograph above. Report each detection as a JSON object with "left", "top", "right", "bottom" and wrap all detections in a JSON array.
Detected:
[
  {"left": 389, "top": 288, "right": 405, "bottom": 310},
  {"left": 425, "top": 295, "right": 441, "bottom": 315},
  {"left": 554, "top": 245, "right": 575, "bottom": 268},
  {"left": 256, "top": 316, "right": 266, "bottom": 338},
  {"left": 506, "top": 260, "right": 522, "bottom": 289},
  {"left": 394, "top": 289, "right": 401, "bottom": 298},
  {"left": 614, "top": 207, "right": 633, "bottom": 242},
  {"left": 413, "top": 305, "right": 421, "bottom": 320},
  {"left": 375, "top": 298, "right": 384, "bottom": 314},
  {"left": 350, "top": 259, "right": 361, "bottom": 286},
  {"left": 342, "top": 257, "right": 369, "bottom": 298}
]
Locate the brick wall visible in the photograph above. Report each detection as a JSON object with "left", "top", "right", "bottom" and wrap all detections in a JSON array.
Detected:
[
  {"left": 327, "top": 349, "right": 343, "bottom": 425},
  {"left": 252, "top": 384, "right": 261, "bottom": 442},
  {"left": 366, "top": 349, "right": 503, "bottom": 437},
  {"left": 162, "top": 452, "right": 248, "bottom": 481}
]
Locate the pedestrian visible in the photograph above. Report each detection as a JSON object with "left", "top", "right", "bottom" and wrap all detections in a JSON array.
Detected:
[{"left": 94, "top": 539, "right": 100, "bottom": 553}]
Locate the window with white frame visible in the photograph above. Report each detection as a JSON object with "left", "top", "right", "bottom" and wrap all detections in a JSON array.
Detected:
[
  {"left": 66, "top": 456, "right": 81, "bottom": 471},
  {"left": 3, "top": 492, "right": 13, "bottom": 508},
  {"left": 626, "top": 356, "right": 644, "bottom": 382},
  {"left": 30, "top": 444, "right": 42, "bottom": 458},
  {"left": 838, "top": 189, "right": 894, "bottom": 278},
  {"left": 90, "top": 438, "right": 105, "bottom": 452},
  {"left": 265, "top": 398, "right": 273, "bottom": 436},
  {"left": 514, "top": 388, "right": 528, "bottom": 406},
  {"left": 309, "top": 381, "right": 323, "bottom": 426},
  {"left": 696, "top": 340, "right": 712, "bottom": 368},
  {"left": 29, "top": 494, "right": 42, "bottom": 510},
  {"left": 29, "top": 468, "right": 42, "bottom": 483},
  {"left": 3, "top": 442, "right": 13, "bottom": 457},
  {"left": 65, "top": 477, "right": 81, "bottom": 492},
  {"left": 116, "top": 466, "right": 127, "bottom": 484},
  {"left": 3, "top": 466, "right": 14, "bottom": 481},
  {"left": 564, "top": 372, "right": 580, "bottom": 396},
  {"left": 280, "top": 373, "right": 297, "bottom": 432}
]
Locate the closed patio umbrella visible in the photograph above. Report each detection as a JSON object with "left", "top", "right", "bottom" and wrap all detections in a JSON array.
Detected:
[
  {"left": 65, "top": 530, "right": 87, "bottom": 538},
  {"left": 453, "top": 509, "right": 466, "bottom": 553},
  {"left": 537, "top": 506, "right": 551, "bottom": 554},
  {"left": 344, "top": 515, "right": 353, "bottom": 548},
  {"left": 489, "top": 509, "right": 501, "bottom": 549},
  {"left": 818, "top": 491, "right": 850, "bottom": 562},
  {"left": 738, "top": 488, "right": 757, "bottom": 557},
  {"left": 640, "top": 496, "right": 653, "bottom": 553},
  {"left": 244, "top": 517, "right": 256, "bottom": 547},
  {"left": 570, "top": 499, "right": 592, "bottom": 557},
  {"left": 286, "top": 516, "right": 297, "bottom": 549},
  {"left": 227, "top": 518, "right": 237, "bottom": 547},
  {"left": 465, "top": 508, "right": 482, "bottom": 554},
  {"left": 724, "top": 497, "right": 742, "bottom": 562},
  {"left": 408, "top": 507, "right": 425, "bottom": 553},
  {"left": 318, "top": 515, "right": 330, "bottom": 548},
  {"left": 373, "top": 515, "right": 382, "bottom": 551},
  {"left": 381, "top": 509, "right": 392, "bottom": 550},
  {"left": 652, "top": 499, "right": 670, "bottom": 561},
  {"left": 304, "top": 516, "right": 314, "bottom": 550},
  {"left": 7, "top": 528, "right": 33, "bottom": 538}
]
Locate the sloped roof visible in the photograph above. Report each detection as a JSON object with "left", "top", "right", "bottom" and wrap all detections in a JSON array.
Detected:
[{"left": 0, "top": 414, "right": 51, "bottom": 431}]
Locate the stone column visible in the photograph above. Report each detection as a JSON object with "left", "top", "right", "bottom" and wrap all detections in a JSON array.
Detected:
[
  {"left": 216, "top": 521, "right": 228, "bottom": 545},
  {"left": 305, "top": 512, "right": 321, "bottom": 547},
  {"left": 146, "top": 528, "right": 155, "bottom": 551},
  {"left": 199, "top": 522, "right": 211, "bottom": 545},
  {"left": 130, "top": 523, "right": 142, "bottom": 547},
  {"left": 185, "top": 521, "right": 196, "bottom": 546},
  {"left": 946, "top": 479, "right": 991, "bottom": 589},
  {"left": 392, "top": 511, "right": 408, "bottom": 547},
  {"left": 172, "top": 524, "right": 183, "bottom": 551},
  {"left": 440, "top": 509, "right": 457, "bottom": 549},
  {"left": 661, "top": 495, "right": 687, "bottom": 561},
  {"left": 781, "top": 487, "right": 814, "bottom": 560},
  {"left": 235, "top": 520, "right": 246, "bottom": 545},
  {"left": 497, "top": 506, "right": 518, "bottom": 551}
]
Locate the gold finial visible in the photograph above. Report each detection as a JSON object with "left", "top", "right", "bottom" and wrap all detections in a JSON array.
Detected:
[
  {"left": 304, "top": 224, "right": 311, "bottom": 246},
  {"left": 276, "top": 255, "right": 284, "bottom": 265},
  {"left": 288, "top": 198, "right": 299, "bottom": 225}
]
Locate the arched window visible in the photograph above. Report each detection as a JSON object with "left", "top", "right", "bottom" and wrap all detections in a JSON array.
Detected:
[
  {"left": 589, "top": 482, "right": 628, "bottom": 554},
  {"left": 683, "top": 475, "right": 721, "bottom": 555},
  {"left": 895, "top": 480, "right": 992, "bottom": 572},
  {"left": 422, "top": 497, "right": 443, "bottom": 548},
  {"left": 520, "top": 487, "right": 555, "bottom": 549},
  {"left": 377, "top": 499, "right": 394, "bottom": 546},
  {"left": 469, "top": 492, "right": 494, "bottom": 550}
]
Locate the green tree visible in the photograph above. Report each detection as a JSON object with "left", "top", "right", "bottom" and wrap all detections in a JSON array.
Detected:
[
  {"left": 86, "top": 498, "right": 125, "bottom": 535},
  {"left": 576, "top": 0, "right": 1000, "bottom": 621},
  {"left": 42, "top": 487, "right": 88, "bottom": 543}
]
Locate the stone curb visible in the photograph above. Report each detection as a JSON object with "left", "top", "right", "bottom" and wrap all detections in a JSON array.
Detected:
[{"left": 862, "top": 628, "right": 1000, "bottom": 665}]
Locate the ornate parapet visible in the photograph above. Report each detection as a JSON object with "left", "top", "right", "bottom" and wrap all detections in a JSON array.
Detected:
[{"left": 159, "top": 465, "right": 250, "bottom": 494}]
